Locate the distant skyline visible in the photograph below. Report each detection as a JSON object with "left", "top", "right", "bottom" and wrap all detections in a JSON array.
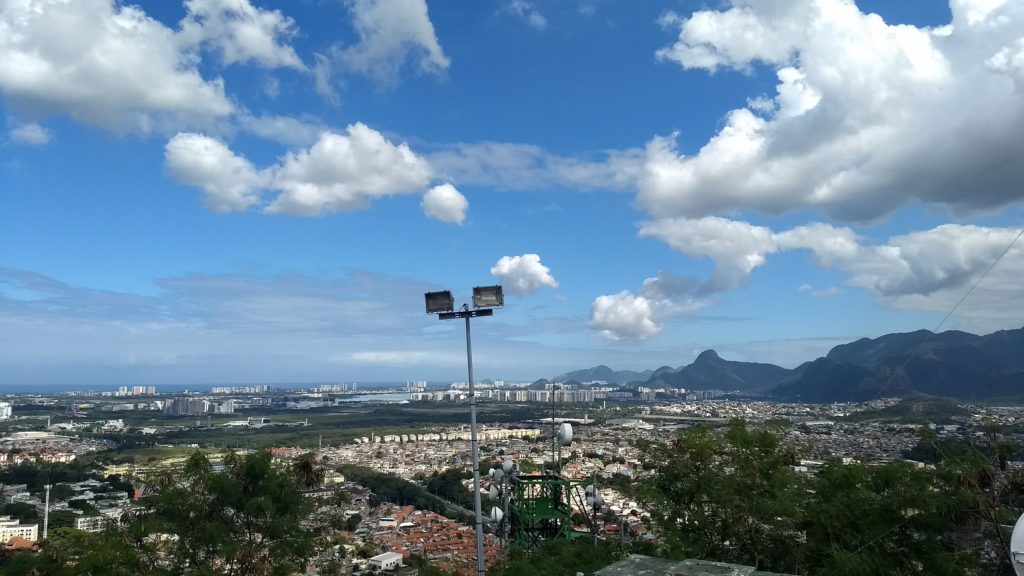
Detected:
[{"left": 1, "top": 0, "right": 1022, "bottom": 386}]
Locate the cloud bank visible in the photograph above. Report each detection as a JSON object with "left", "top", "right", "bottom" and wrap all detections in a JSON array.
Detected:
[{"left": 640, "top": 0, "right": 1024, "bottom": 220}]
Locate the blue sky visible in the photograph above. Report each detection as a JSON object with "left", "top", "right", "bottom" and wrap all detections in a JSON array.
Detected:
[{"left": 1, "top": 0, "right": 1022, "bottom": 386}]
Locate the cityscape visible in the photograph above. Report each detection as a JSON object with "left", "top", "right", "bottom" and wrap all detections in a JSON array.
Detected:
[
  {"left": 1, "top": 360, "right": 1024, "bottom": 574},
  {"left": 2, "top": 0, "right": 1024, "bottom": 575}
]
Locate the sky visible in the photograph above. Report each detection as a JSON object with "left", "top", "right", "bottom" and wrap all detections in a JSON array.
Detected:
[{"left": 1, "top": 0, "right": 1023, "bottom": 387}]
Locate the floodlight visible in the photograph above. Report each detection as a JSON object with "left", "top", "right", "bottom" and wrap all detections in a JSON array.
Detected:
[
  {"left": 424, "top": 290, "right": 454, "bottom": 314},
  {"left": 422, "top": 283, "right": 503, "bottom": 576},
  {"left": 472, "top": 285, "right": 504, "bottom": 309}
]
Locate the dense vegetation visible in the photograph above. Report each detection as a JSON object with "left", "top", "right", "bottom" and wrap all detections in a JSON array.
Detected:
[
  {"left": 636, "top": 420, "right": 1022, "bottom": 575},
  {"left": 338, "top": 464, "right": 474, "bottom": 524},
  {"left": 0, "top": 451, "right": 347, "bottom": 576},
  {"left": 489, "top": 539, "right": 630, "bottom": 576}
]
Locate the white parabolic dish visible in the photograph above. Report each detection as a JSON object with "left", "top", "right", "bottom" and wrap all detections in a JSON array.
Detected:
[{"left": 1011, "top": 513, "right": 1024, "bottom": 575}]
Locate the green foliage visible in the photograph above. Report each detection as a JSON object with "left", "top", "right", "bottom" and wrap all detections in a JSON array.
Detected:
[
  {"left": 1, "top": 527, "right": 154, "bottom": 576},
  {"left": 354, "top": 540, "right": 377, "bottom": 558},
  {"left": 637, "top": 420, "right": 807, "bottom": 570},
  {"left": 47, "top": 510, "right": 78, "bottom": 531},
  {"left": 406, "top": 554, "right": 459, "bottom": 576},
  {"left": 0, "top": 450, "right": 346, "bottom": 576},
  {"left": 424, "top": 468, "right": 473, "bottom": 509},
  {"left": 49, "top": 483, "right": 75, "bottom": 501},
  {"left": 0, "top": 502, "right": 39, "bottom": 523},
  {"left": 67, "top": 499, "right": 99, "bottom": 515},
  {"left": 291, "top": 451, "right": 327, "bottom": 488},
  {"left": 338, "top": 464, "right": 473, "bottom": 524},
  {"left": 0, "top": 461, "right": 93, "bottom": 492},
  {"left": 139, "top": 450, "right": 321, "bottom": 575},
  {"left": 489, "top": 539, "right": 629, "bottom": 576},
  {"left": 637, "top": 420, "right": 1012, "bottom": 575},
  {"left": 344, "top": 513, "right": 362, "bottom": 531}
]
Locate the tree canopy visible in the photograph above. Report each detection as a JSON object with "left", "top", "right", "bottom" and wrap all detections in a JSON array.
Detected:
[
  {"left": 636, "top": 420, "right": 1018, "bottom": 575},
  {"left": 0, "top": 451, "right": 346, "bottom": 576}
]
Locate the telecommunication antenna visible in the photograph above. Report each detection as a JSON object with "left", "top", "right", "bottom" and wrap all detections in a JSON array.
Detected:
[
  {"left": 43, "top": 484, "right": 51, "bottom": 539},
  {"left": 1011, "top": 512, "right": 1024, "bottom": 575}
]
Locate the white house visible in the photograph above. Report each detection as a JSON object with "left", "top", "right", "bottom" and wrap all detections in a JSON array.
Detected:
[{"left": 368, "top": 551, "right": 403, "bottom": 572}]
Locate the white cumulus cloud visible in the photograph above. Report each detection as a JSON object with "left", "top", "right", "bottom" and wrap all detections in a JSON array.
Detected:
[
  {"left": 177, "top": 0, "right": 305, "bottom": 69},
  {"left": 643, "top": 0, "right": 1024, "bottom": 220},
  {"left": 0, "top": 0, "right": 234, "bottom": 133},
  {"left": 589, "top": 291, "right": 660, "bottom": 341},
  {"left": 637, "top": 215, "right": 1024, "bottom": 332},
  {"left": 490, "top": 254, "right": 559, "bottom": 295},
  {"left": 165, "top": 123, "right": 437, "bottom": 217},
  {"left": 165, "top": 132, "right": 266, "bottom": 212},
  {"left": 589, "top": 270, "right": 712, "bottom": 341},
  {"left": 268, "top": 123, "right": 433, "bottom": 215},
  {"left": 340, "top": 0, "right": 450, "bottom": 86},
  {"left": 421, "top": 183, "right": 468, "bottom": 224}
]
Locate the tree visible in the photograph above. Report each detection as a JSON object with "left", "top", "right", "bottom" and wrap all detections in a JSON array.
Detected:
[
  {"left": 425, "top": 468, "right": 473, "bottom": 509},
  {"left": 139, "top": 450, "right": 326, "bottom": 575},
  {"left": 636, "top": 421, "right": 1008, "bottom": 575},
  {"left": 1, "top": 502, "right": 39, "bottom": 523},
  {"left": 1, "top": 450, "right": 345, "bottom": 576},
  {"left": 345, "top": 513, "right": 362, "bottom": 532},
  {"left": 47, "top": 510, "right": 78, "bottom": 531},
  {"left": 636, "top": 421, "right": 807, "bottom": 571},
  {"left": 291, "top": 451, "right": 327, "bottom": 489},
  {"left": 489, "top": 540, "right": 628, "bottom": 576},
  {"left": 49, "top": 483, "right": 75, "bottom": 501}
]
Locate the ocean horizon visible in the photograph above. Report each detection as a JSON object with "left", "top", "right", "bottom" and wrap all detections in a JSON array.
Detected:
[{"left": 0, "top": 381, "right": 455, "bottom": 395}]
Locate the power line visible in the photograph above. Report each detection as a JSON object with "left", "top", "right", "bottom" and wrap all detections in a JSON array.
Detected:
[{"left": 871, "top": 226, "right": 1024, "bottom": 401}]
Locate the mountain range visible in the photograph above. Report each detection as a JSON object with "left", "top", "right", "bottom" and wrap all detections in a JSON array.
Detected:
[
  {"left": 554, "top": 366, "right": 652, "bottom": 385},
  {"left": 554, "top": 327, "right": 1024, "bottom": 402}
]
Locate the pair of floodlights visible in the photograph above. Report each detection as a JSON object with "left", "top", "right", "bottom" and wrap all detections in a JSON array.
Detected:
[{"left": 425, "top": 285, "right": 504, "bottom": 317}]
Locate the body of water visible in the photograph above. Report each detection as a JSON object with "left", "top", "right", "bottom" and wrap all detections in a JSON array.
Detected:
[{"left": 345, "top": 393, "right": 413, "bottom": 403}]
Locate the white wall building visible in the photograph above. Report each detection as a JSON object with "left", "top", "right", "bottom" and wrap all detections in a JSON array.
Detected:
[
  {"left": 0, "top": 402, "right": 11, "bottom": 420},
  {"left": 74, "top": 515, "right": 110, "bottom": 533},
  {"left": 368, "top": 551, "right": 403, "bottom": 572},
  {"left": 0, "top": 516, "right": 38, "bottom": 542}
]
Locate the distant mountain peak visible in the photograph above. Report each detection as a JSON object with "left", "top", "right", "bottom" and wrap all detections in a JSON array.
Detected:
[{"left": 695, "top": 349, "right": 721, "bottom": 363}]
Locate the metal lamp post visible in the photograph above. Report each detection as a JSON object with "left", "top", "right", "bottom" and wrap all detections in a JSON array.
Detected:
[{"left": 425, "top": 285, "right": 504, "bottom": 576}]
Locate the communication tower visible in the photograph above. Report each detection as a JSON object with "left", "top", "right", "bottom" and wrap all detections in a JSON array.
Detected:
[{"left": 490, "top": 421, "right": 606, "bottom": 551}]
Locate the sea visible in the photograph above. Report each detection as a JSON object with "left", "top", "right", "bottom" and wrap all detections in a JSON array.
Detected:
[{"left": 0, "top": 382, "right": 450, "bottom": 396}]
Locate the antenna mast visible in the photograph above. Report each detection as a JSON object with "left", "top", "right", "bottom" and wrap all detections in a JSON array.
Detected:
[{"left": 43, "top": 484, "right": 51, "bottom": 539}]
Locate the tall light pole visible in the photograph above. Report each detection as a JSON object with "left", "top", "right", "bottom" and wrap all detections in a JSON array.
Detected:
[{"left": 425, "top": 285, "right": 504, "bottom": 576}]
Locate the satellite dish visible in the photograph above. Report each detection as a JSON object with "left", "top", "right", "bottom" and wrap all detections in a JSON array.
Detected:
[
  {"left": 558, "top": 423, "right": 574, "bottom": 447},
  {"left": 502, "top": 459, "right": 514, "bottom": 474},
  {"left": 489, "top": 485, "right": 499, "bottom": 499},
  {"left": 491, "top": 506, "right": 504, "bottom": 523},
  {"left": 585, "top": 484, "right": 594, "bottom": 495},
  {"left": 492, "top": 468, "right": 504, "bottom": 481},
  {"left": 1011, "top": 512, "right": 1024, "bottom": 575}
]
